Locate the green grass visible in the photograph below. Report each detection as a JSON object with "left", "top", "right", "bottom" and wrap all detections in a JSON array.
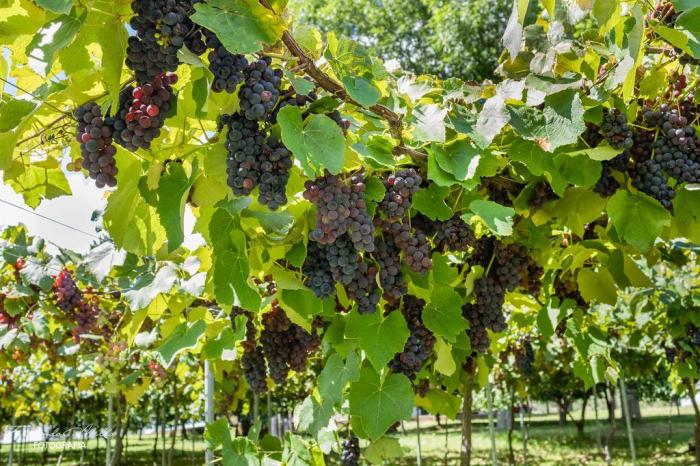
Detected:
[{"left": 0, "top": 406, "right": 696, "bottom": 465}]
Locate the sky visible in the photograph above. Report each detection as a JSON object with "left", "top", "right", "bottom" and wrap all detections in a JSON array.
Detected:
[{"left": 0, "top": 168, "right": 203, "bottom": 254}]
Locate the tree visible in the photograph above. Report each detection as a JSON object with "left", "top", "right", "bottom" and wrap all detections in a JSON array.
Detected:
[{"left": 288, "top": 0, "right": 517, "bottom": 81}]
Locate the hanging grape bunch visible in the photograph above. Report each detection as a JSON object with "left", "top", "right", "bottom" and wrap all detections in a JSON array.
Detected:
[
  {"left": 239, "top": 57, "right": 283, "bottom": 121},
  {"left": 412, "top": 214, "right": 475, "bottom": 252},
  {"left": 126, "top": 0, "right": 202, "bottom": 83},
  {"left": 75, "top": 103, "right": 118, "bottom": 188},
  {"left": 340, "top": 435, "right": 361, "bottom": 466},
  {"left": 304, "top": 171, "right": 375, "bottom": 251},
  {"left": 388, "top": 296, "right": 435, "bottom": 380},
  {"left": 464, "top": 237, "right": 542, "bottom": 354},
  {"left": 374, "top": 236, "right": 406, "bottom": 302},
  {"left": 120, "top": 73, "right": 177, "bottom": 150},
  {"left": 205, "top": 31, "right": 248, "bottom": 93},
  {"left": 53, "top": 269, "right": 83, "bottom": 313},
  {"left": 259, "top": 303, "right": 321, "bottom": 384},
  {"left": 231, "top": 306, "right": 269, "bottom": 393}
]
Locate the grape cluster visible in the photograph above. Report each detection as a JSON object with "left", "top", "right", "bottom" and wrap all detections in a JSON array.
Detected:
[
  {"left": 220, "top": 114, "right": 293, "bottom": 209},
  {"left": 601, "top": 109, "right": 634, "bottom": 150},
  {"left": 378, "top": 219, "right": 432, "bottom": 274},
  {"left": 463, "top": 238, "right": 542, "bottom": 354},
  {"left": 75, "top": 103, "right": 118, "bottom": 188},
  {"left": 232, "top": 307, "right": 269, "bottom": 394},
  {"left": 651, "top": 2, "right": 679, "bottom": 27},
  {"left": 374, "top": 236, "right": 406, "bottom": 302},
  {"left": 260, "top": 304, "right": 321, "bottom": 384},
  {"left": 389, "top": 296, "right": 435, "bottom": 380},
  {"left": 529, "top": 181, "right": 557, "bottom": 209},
  {"left": 257, "top": 137, "right": 293, "bottom": 210},
  {"left": 205, "top": 31, "right": 248, "bottom": 93},
  {"left": 413, "top": 214, "right": 476, "bottom": 252},
  {"left": 515, "top": 338, "right": 534, "bottom": 377},
  {"left": 346, "top": 260, "right": 381, "bottom": 314},
  {"left": 304, "top": 172, "right": 375, "bottom": 251},
  {"left": 326, "top": 235, "right": 360, "bottom": 285},
  {"left": 553, "top": 273, "right": 586, "bottom": 307},
  {"left": 126, "top": 0, "right": 200, "bottom": 83},
  {"left": 148, "top": 360, "right": 167, "bottom": 382},
  {"left": 53, "top": 269, "right": 83, "bottom": 313},
  {"left": 302, "top": 241, "right": 336, "bottom": 298},
  {"left": 108, "top": 74, "right": 176, "bottom": 151},
  {"left": 340, "top": 435, "right": 361, "bottom": 466},
  {"left": 380, "top": 169, "right": 422, "bottom": 219},
  {"left": 239, "top": 57, "right": 283, "bottom": 121},
  {"left": 53, "top": 269, "right": 100, "bottom": 341}
]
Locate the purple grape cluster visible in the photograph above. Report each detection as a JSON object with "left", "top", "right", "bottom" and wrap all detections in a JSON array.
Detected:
[
  {"left": 341, "top": 435, "right": 360, "bottom": 466},
  {"left": 388, "top": 296, "right": 435, "bottom": 380},
  {"left": 374, "top": 236, "right": 407, "bottom": 302},
  {"left": 205, "top": 31, "right": 248, "bottom": 93},
  {"left": 239, "top": 57, "right": 283, "bottom": 121},
  {"left": 380, "top": 169, "right": 422, "bottom": 219},
  {"left": 75, "top": 102, "right": 118, "bottom": 188}
]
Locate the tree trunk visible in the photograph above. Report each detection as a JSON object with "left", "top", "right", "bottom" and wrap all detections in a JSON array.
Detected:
[
  {"left": 684, "top": 380, "right": 700, "bottom": 466},
  {"left": 556, "top": 400, "right": 568, "bottom": 426},
  {"left": 460, "top": 360, "right": 475, "bottom": 466},
  {"left": 576, "top": 393, "right": 590, "bottom": 436},
  {"left": 161, "top": 402, "right": 167, "bottom": 466}
]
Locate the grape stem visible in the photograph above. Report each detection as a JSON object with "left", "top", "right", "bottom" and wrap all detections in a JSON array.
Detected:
[{"left": 258, "top": 0, "right": 429, "bottom": 162}]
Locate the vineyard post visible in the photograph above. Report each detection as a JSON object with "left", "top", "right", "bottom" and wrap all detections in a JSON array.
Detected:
[
  {"left": 106, "top": 395, "right": 113, "bottom": 466},
  {"left": 204, "top": 359, "right": 214, "bottom": 465},
  {"left": 684, "top": 379, "right": 700, "bottom": 465},
  {"left": 519, "top": 399, "right": 527, "bottom": 466},
  {"left": 444, "top": 420, "right": 449, "bottom": 466},
  {"left": 487, "top": 383, "right": 498, "bottom": 466},
  {"left": 461, "top": 361, "right": 475, "bottom": 466},
  {"left": 593, "top": 385, "right": 603, "bottom": 454},
  {"left": 8, "top": 424, "right": 14, "bottom": 466},
  {"left": 619, "top": 377, "right": 637, "bottom": 466},
  {"left": 415, "top": 408, "right": 422, "bottom": 466}
]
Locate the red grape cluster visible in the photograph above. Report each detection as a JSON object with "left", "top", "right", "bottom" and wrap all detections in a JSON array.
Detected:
[
  {"left": 149, "top": 360, "right": 167, "bottom": 383},
  {"left": 260, "top": 304, "right": 321, "bottom": 384},
  {"left": 302, "top": 241, "right": 336, "bottom": 298},
  {"left": 346, "top": 260, "right": 381, "bottom": 314},
  {"left": 122, "top": 73, "right": 176, "bottom": 149},
  {"left": 412, "top": 214, "right": 476, "bottom": 252},
  {"left": 553, "top": 273, "right": 586, "bottom": 307},
  {"left": 388, "top": 296, "right": 435, "bottom": 380},
  {"left": 378, "top": 219, "right": 432, "bottom": 274},
  {"left": 53, "top": 269, "right": 99, "bottom": 341},
  {"left": 75, "top": 102, "right": 118, "bottom": 188}
]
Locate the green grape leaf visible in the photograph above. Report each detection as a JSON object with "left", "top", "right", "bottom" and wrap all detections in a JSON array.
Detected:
[
  {"left": 342, "top": 76, "right": 381, "bottom": 107},
  {"left": 354, "top": 135, "right": 396, "bottom": 168},
  {"left": 607, "top": 190, "right": 671, "bottom": 252},
  {"left": 503, "top": 0, "right": 527, "bottom": 59},
  {"left": 157, "top": 161, "right": 199, "bottom": 252},
  {"left": 676, "top": 7, "right": 700, "bottom": 58},
  {"left": 203, "top": 326, "right": 241, "bottom": 360},
  {"left": 475, "top": 95, "right": 509, "bottom": 146},
  {"left": 319, "top": 351, "right": 361, "bottom": 405},
  {"left": 412, "top": 184, "right": 452, "bottom": 221},
  {"left": 345, "top": 310, "right": 409, "bottom": 371},
  {"left": 104, "top": 154, "right": 166, "bottom": 256},
  {"left": 422, "top": 286, "right": 467, "bottom": 343},
  {"left": 157, "top": 320, "right": 207, "bottom": 367},
  {"left": 568, "top": 145, "right": 623, "bottom": 161},
  {"left": 537, "top": 298, "right": 574, "bottom": 342},
  {"left": 124, "top": 263, "right": 178, "bottom": 310},
  {"left": 295, "top": 396, "right": 334, "bottom": 438},
  {"left": 35, "top": 0, "right": 72, "bottom": 14},
  {"left": 673, "top": 186, "right": 700, "bottom": 222},
  {"left": 412, "top": 104, "right": 447, "bottom": 143},
  {"left": 0, "top": 97, "right": 37, "bottom": 133},
  {"left": 278, "top": 106, "right": 345, "bottom": 177},
  {"left": 26, "top": 11, "right": 86, "bottom": 75},
  {"left": 190, "top": 0, "right": 284, "bottom": 54},
  {"left": 434, "top": 337, "right": 456, "bottom": 376},
  {"left": 363, "top": 437, "right": 406, "bottom": 464},
  {"left": 213, "top": 248, "right": 261, "bottom": 312},
  {"left": 468, "top": 200, "right": 515, "bottom": 236},
  {"left": 283, "top": 433, "right": 316, "bottom": 466},
  {"left": 279, "top": 288, "right": 325, "bottom": 322},
  {"left": 283, "top": 70, "right": 315, "bottom": 96},
  {"left": 550, "top": 188, "right": 607, "bottom": 238},
  {"left": 577, "top": 268, "right": 618, "bottom": 305},
  {"left": 3, "top": 159, "right": 71, "bottom": 208},
  {"left": 349, "top": 365, "right": 414, "bottom": 441},
  {"left": 94, "top": 13, "right": 127, "bottom": 105},
  {"left": 415, "top": 389, "right": 461, "bottom": 419}
]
